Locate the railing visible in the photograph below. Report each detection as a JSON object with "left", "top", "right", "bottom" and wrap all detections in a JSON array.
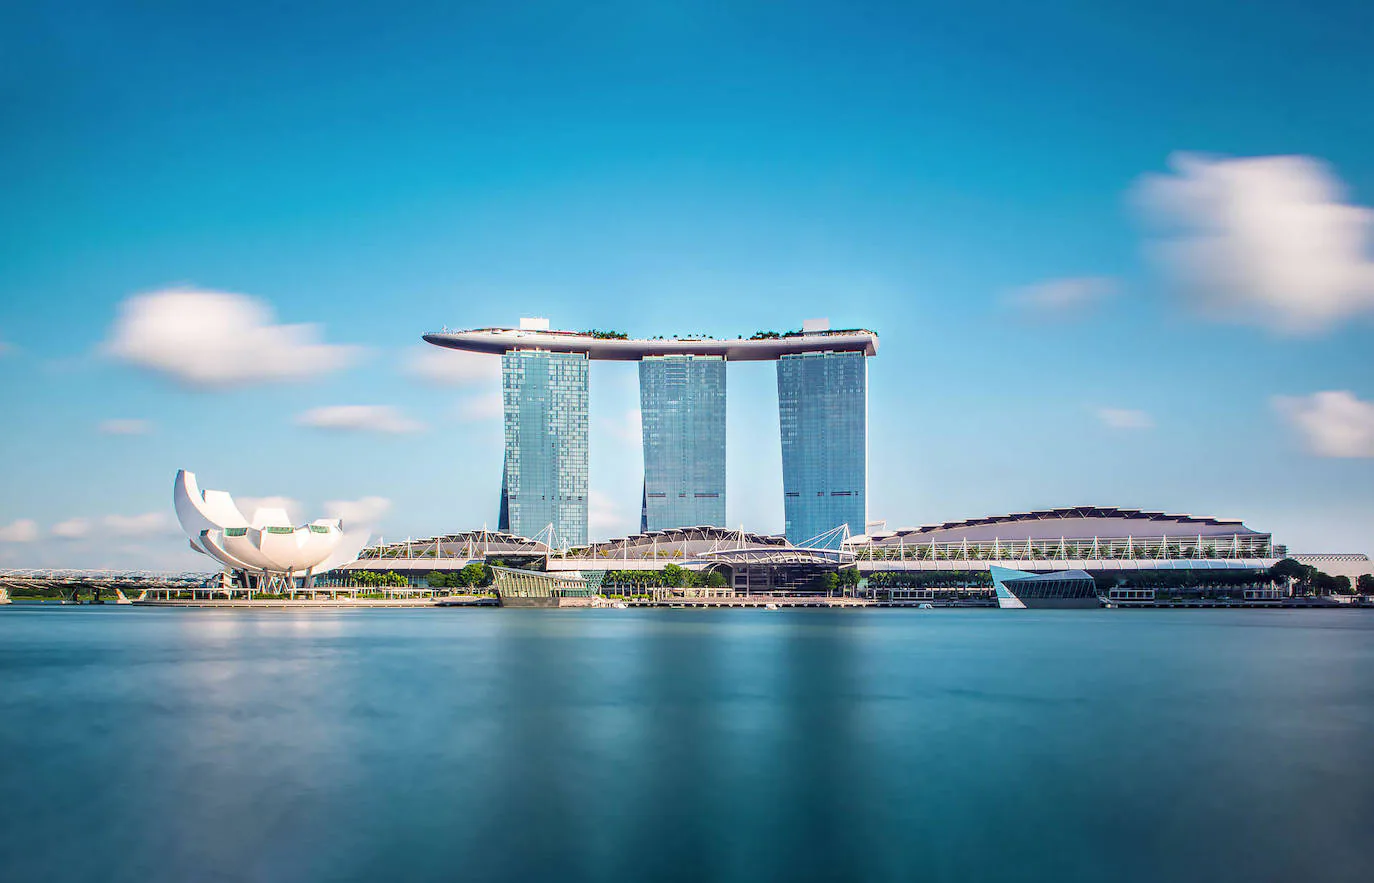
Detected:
[
  {"left": 0, "top": 569, "right": 215, "bottom": 584},
  {"left": 846, "top": 536, "right": 1273, "bottom": 562}
]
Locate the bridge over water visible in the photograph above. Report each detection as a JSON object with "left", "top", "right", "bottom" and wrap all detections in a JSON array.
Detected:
[{"left": 0, "top": 569, "right": 217, "bottom": 601}]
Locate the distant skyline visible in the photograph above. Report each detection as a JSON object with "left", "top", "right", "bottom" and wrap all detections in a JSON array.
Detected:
[{"left": 1, "top": 0, "right": 1372, "bottom": 568}]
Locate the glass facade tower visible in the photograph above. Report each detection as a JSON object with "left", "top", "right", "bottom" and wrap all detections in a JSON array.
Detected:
[
  {"left": 498, "top": 350, "right": 589, "bottom": 546},
  {"left": 777, "top": 351, "right": 867, "bottom": 545},
  {"left": 639, "top": 355, "right": 726, "bottom": 531}
]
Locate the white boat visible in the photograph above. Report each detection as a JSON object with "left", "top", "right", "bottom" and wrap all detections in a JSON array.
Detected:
[
  {"left": 611, "top": 601, "right": 629, "bottom": 609},
  {"left": 764, "top": 602, "right": 779, "bottom": 610}
]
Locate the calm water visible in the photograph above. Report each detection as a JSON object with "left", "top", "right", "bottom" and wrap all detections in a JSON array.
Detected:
[{"left": 1, "top": 607, "right": 1372, "bottom": 883}]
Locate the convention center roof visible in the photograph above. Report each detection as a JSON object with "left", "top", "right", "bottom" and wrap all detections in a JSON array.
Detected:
[{"left": 868, "top": 507, "right": 1267, "bottom": 544}]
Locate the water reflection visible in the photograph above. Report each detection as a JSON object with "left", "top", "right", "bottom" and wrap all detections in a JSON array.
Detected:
[{"left": 1, "top": 607, "right": 1372, "bottom": 882}]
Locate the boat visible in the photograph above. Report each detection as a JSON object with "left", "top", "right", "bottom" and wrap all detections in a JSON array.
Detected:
[
  {"left": 611, "top": 601, "right": 629, "bottom": 609},
  {"left": 917, "top": 602, "right": 934, "bottom": 609},
  {"left": 764, "top": 602, "right": 779, "bottom": 610}
]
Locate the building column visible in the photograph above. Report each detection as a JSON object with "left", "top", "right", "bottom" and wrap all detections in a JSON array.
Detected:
[
  {"left": 639, "top": 355, "right": 727, "bottom": 531},
  {"left": 777, "top": 350, "right": 867, "bottom": 545},
  {"left": 501, "top": 349, "right": 589, "bottom": 546}
]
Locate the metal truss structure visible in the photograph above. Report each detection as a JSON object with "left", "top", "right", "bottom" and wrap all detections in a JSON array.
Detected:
[{"left": 355, "top": 530, "right": 551, "bottom": 564}]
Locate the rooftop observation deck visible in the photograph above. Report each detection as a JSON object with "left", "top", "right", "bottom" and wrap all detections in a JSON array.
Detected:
[{"left": 422, "top": 327, "right": 879, "bottom": 361}]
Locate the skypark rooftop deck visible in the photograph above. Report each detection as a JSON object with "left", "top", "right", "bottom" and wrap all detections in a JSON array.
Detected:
[{"left": 423, "top": 327, "right": 879, "bottom": 360}]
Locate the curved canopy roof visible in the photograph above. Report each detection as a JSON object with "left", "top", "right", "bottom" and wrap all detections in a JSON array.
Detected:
[
  {"left": 359, "top": 530, "right": 551, "bottom": 560},
  {"left": 423, "top": 327, "right": 878, "bottom": 361},
  {"left": 869, "top": 507, "right": 1266, "bottom": 544},
  {"left": 699, "top": 547, "right": 853, "bottom": 566},
  {"left": 565, "top": 526, "right": 787, "bottom": 559}
]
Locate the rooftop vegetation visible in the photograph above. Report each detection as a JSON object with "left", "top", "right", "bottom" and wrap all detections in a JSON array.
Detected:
[{"left": 781, "top": 327, "right": 870, "bottom": 337}]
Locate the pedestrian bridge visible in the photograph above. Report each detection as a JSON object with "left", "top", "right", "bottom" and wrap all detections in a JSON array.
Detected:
[{"left": 0, "top": 569, "right": 216, "bottom": 599}]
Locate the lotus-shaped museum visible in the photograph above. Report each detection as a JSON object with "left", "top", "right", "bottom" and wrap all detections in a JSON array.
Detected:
[{"left": 174, "top": 470, "right": 368, "bottom": 586}]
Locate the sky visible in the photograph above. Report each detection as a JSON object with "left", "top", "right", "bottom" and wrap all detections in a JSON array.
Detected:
[{"left": 1, "top": 0, "right": 1372, "bottom": 569}]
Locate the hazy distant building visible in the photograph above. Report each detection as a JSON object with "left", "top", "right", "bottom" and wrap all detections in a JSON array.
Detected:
[
  {"left": 639, "top": 355, "right": 726, "bottom": 531},
  {"left": 499, "top": 349, "right": 589, "bottom": 546},
  {"left": 777, "top": 350, "right": 867, "bottom": 544}
]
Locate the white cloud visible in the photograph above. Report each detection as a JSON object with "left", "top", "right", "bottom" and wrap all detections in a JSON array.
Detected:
[
  {"left": 324, "top": 497, "right": 391, "bottom": 528},
  {"left": 1134, "top": 153, "right": 1374, "bottom": 334},
  {"left": 457, "top": 391, "right": 504, "bottom": 422},
  {"left": 589, "top": 490, "right": 631, "bottom": 540},
  {"left": 1274, "top": 391, "right": 1374, "bottom": 457},
  {"left": 98, "top": 418, "right": 151, "bottom": 436},
  {"left": 608, "top": 408, "right": 643, "bottom": 444},
  {"left": 104, "top": 287, "right": 361, "bottom": 387},
  {"left": 296, "top": 405, "right": 424, "bottom": 434},
  {"left": 1005, "top": 277, "right": 1118, "bottom": 313},
  {"left": 405, "top": 345, "right": 500, "bottom": 386},
  {"left": 52, "top": 518, "right": 92, "bottom": 539},
  {"left": 102, "top": 512, "right": 173, "bottom": 536},
  {"left": 1096, "top": 408, "right": 1154, "bottom": 430},
  {"left": 0, "top": 519, "right": 39, "bottom": 543}
]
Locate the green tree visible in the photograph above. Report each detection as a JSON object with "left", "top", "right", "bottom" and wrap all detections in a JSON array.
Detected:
[
  {"left": 459, "top": 562, "right": 490, "bottom": 588},
  {"left": 1269, "top": 558, "right": 1308, "bottom": 583},
  {"left": 662, "top": 563, "right": 687, "bottom": 588}
]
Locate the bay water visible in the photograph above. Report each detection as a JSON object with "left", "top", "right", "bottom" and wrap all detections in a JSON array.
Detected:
[{"left": 1, "top": 606, "right": 1371, "bottom": 882}]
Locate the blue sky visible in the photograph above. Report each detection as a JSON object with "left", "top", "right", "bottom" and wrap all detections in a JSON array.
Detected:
[{"left": 2, "top": 0, "right": 1372, "bottom": 567}]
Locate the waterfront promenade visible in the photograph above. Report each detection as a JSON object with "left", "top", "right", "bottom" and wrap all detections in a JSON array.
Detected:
[
  {"left": 5, "top": 571, "right": 1364, "bottom": 610},
  {"left": 131, "top": 596, "right": 498, "bottom": 609},
  {"left": 111, "top": 594, "right": 1366, "bottom": 610}
]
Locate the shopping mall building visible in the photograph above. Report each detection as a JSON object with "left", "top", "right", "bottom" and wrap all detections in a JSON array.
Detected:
[{"left": 345, "top": 507, "right": 1295, "bottom": 604}]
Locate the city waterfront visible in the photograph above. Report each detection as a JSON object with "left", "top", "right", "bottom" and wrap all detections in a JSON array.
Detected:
[{"left": 1, "top": 607, "right": 1372, "bottom": 882}]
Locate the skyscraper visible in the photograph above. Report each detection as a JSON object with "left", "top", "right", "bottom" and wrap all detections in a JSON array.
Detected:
[
  {"left": 777, "top": 350, "right": 867, "bottom": 544},
  {"left": 499, "top": 349, "right": 589, "bottom": 546},
  {"left": 425, "top": 324, "right": 877, "bottom": 545},
  {"left": 639, "top": 355, "right": 726, "bottom": 531}
]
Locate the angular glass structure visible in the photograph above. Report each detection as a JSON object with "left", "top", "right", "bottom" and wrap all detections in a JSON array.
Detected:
[
  {"left": 777, "top": 351, "right": 866, "bottom": 545},
  {"left": 991, "top": 566, "right": 1100, "bottom": 609},
  {"left": 639, "top": 355, "right": 726, "bottom": 531},
  {"left": 499, "top": 350, "right": 589, "bottom": 546}
]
